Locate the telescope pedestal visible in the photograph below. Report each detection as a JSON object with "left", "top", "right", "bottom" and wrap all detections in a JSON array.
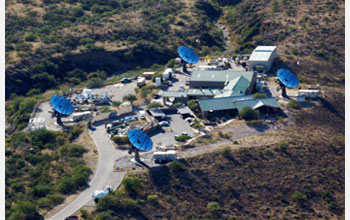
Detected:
[{"left": 182, "top": 62, "right": 188, "bottom": 73}]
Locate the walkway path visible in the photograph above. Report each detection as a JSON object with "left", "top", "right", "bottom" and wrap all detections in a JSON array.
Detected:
[{"left": 47, "top": 125, "right": 127, "bottom": 220}]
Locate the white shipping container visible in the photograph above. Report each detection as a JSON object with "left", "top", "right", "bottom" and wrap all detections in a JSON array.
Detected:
[
  {"left": 298, "top": 90, "right": 319, "bottom": 99},
  {"left": 162, "top": 68, "right": 173, "bottom": 80},
  {"left": 153, "top": 150, "right": 177, "bottom": 163},
  {"left": 71, "top": 111, "right": 91, "bottom": 122}
]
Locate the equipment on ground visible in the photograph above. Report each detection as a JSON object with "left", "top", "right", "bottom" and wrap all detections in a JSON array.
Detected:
[
  {"left": 50, "top": 95, "right": 74, "bottom": 124},
  {"left": 276, "top": 68, "right": 299, "bottom": 97},
  {"left": 177, "top": 45, "right": 199, "bottom": 73}
]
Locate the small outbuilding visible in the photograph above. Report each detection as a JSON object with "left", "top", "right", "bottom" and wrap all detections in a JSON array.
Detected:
[{"left": 248, "top": 46, "right": 278, "bottom": 71}]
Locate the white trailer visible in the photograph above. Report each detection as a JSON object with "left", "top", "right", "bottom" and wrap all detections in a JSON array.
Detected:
[
  {"left": 162, "top": 68, "right": 173, "bottom": 81},
  {"left": 153, "top": 150, "right": 177, "bottom": 163},
  {"left": 137, "top": 77, "right": 146, "bottom": 87},
  {"left": 298, "top": 89, "right": 319, "bottom": 99},
  {"left": 71, "top": 111, "right": 91, "bottom": 122}
]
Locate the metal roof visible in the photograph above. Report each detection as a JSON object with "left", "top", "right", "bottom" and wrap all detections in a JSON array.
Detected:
[
  {"left": 162, "top": 91, "right": 187, "bottom": 98},
  {"left": 190, "top": 70, "right": 254, "bottom": 83},
  {"left": 149, "top": 109, "right": 165, "bottom": 117},
  {"left": 249, "top": 46, "right": 277, "bottom": 62},
  {"left": 187, "top": 88, "right": 224, "bottom": 97},
  {"left": 177, "top": 106, "right": 193, "bottom": 115},
  {"left": 198, "top": 96, "right": 279, "bottom": 112},
  {"left": 223, "top": 75, "right": 250, "bottom": 94},
  {"left": 234, "top": 97, "right": 279, "bottom": 112}
]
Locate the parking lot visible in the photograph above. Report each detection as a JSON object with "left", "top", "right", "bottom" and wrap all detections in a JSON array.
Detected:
[
  {"left": 151, "top": 113, "right": 194, "bottom": 147},
  {"left": 89, "top": 81, "right": 137, "bottom": 102}
]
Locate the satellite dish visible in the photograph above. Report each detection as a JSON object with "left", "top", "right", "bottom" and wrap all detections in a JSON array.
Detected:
[
  {"left": 177, "top": 45, "right": 199, "bottom": 64},
  {"left": 128, "top": 129, "right": 153, "bottom": 162},
  {"left": 277, "top": 68, "right": 299, "bottom": 97},
  {"left": 50, "top": 95, "right": 74, "bottom": 124},
  {"left": 177, "top": 45, "right": 199, "bottom": 73}
]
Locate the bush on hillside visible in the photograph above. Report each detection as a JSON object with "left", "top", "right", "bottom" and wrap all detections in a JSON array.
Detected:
[{"left": 239, "top": 106, "right": 259, "bottom": 120}]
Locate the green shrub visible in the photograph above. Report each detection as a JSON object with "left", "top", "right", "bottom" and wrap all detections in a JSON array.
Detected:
[
  {"left": 87, "top": 77, "right": 103, "bottom": 88},
  {"left": 122, "top": 94, "right": 136, "bottom": 102},
  {"left": 207, "top": 202, "right": 221, "bottom": 216},
  {"left": 248, "top": 120, "right": 263, "bottom": 126},
  {"left": 99, "top": 106, "right": 112, "bottom": 113},
  {"left": 147, "top": 194, "right": 158, "bottom": 201},
  {"left": 287, "top": 100, "right": 301, "bottom": 109},
  {"left": 122, "top": 176, "right": 142, "bottom": 194},
  {"left": 252, "top": 93, "right": 267, "bottom": 99},
  {"left": 147, "top": 102, "right": 163, "bottom": 109},
  {"left": 31, "top": 130, "right": 56, "bottom": 148},
  {"left": 68, "top": 126, "right": 83, "bottom": 141},
  {"left": 239, "top": 106, "right": 259, "bottom": 120},
  {"left": 168, "top": 160, "right": 186, "bottom": 173},
  {"left": 291, "top": 191, "right": 307, "bottom": 206},
  {"left": 220, "top": 146, "right": 231, "bottom": 158},
  {"left": 59, "top": 144, "right": 87, "bottom": 157},
  {"left": 112, "top": 101, "right": 121, "bottom": 107},
  {"left": 111, "top": 136, "right": 129, "bottom": 144},
  {"left": 172, "top": 102, "right": 184, "bottom": 108},
  {"left": 175, "top": 135, "right": 191, "bottom": 142},
  {"left": 187, "top": 100, "right": 199, "bottom": 111}
]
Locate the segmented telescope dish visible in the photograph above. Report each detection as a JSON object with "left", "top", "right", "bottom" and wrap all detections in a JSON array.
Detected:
[
  {"left": 277, "top": 68, "right": 299, "bottom": 89},
  {"left": 128, "top": 129, "right": 153, "bottom": 152},
  {"left": 50, "top": 95, "right": 74, "bottom": 116},
  {"left": 177, "top": 45, "right": 199, "bottom": 64}
]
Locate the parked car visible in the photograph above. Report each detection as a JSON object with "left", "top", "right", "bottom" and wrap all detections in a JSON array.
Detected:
[
  {"left": 124, "top": 116, "right": 138, "bottom": 122},
  {"left": 189, "top": 122, "right": 195, "bottom": 127},
  {"left": 159, "top": 120, "right": 169, "bottom": 127},
  {"left": 178, "top": 86, "right": 185, "bottom": 92},
  {"left": 185, "top": 80, "right": 190, "bottom": 85},
  {"left": 121, "top": 78, "right": 131, "bottom": 83},
  {"left": 132, "top": 75, "right": 138, "bottom": 80},
  {"left": 166, "top": 81, "right": 172, "bottom": 86},
  {"left": 181, "top": 132, "right": 190, "bottom": 137},
  {"left": 184, "top": 117, "right": 193, "bottom": 123}
]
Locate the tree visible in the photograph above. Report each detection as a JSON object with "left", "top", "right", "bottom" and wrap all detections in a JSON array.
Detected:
[
  {"left": 147, "top": 102, "right": 163, "bottom": 109},
  {"left": 122, "top": 94, "right": 136, "bottom": 102},
  {"left": 172, "top": 102, "right": 184, "bottom": 108},
  {"left": 187, "top": 100, "right": 199, "bottom": 111},
  {"left": 87, "top": 78, "right": 103, "bottom": 88},
  {"left": 287, "top": 100, "right": 301, "bottom": 109},
  {"left": 166, "top": 59, "right": 176, "bottom": 68},
  {"left": 239, "top": 106, "right": 259, "bottom": 120},
  {"left": 207, "top": 202, "right": 221, "bottom": 216}
]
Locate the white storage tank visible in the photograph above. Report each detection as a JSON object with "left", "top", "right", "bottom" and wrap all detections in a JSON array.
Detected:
[{"left": 155, "top": 77, "right": 161, "bottom": 87}]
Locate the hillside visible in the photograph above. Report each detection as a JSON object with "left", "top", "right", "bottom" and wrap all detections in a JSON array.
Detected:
[
  {"left": 87, "top": 87, "right": 344, "bottom": 220},
  {"left": 5, "top": 0, "right": 224, "bottom": 96},
  {"left": 219, "top": 0, "right": 345, "bottom": 85}
]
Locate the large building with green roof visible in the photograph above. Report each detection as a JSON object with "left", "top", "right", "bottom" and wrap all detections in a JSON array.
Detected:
[{"left": 161, "top": 69, "right": 279, "bottom": 116}]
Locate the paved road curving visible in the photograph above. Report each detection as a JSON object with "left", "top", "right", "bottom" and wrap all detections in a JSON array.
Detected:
[{"left": 48, "top": 125, "right": 128, "bottom": 220}]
